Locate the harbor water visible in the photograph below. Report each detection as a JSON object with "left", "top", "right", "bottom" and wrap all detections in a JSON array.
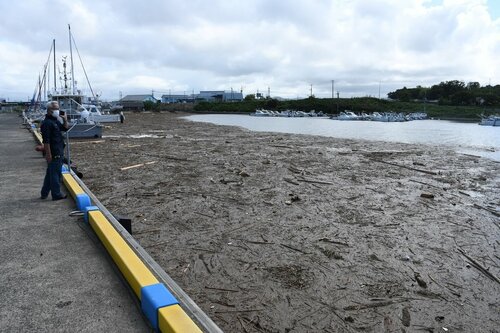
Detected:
[{"left": 185, "top": 115, "right": 500, "bottom": 161}]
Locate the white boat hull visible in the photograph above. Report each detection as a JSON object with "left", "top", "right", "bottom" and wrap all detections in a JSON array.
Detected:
[{"left": 479, "top": 117, "right": 500, "bottom": 126}]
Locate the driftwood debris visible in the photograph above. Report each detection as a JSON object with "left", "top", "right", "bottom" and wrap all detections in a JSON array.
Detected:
[
  {"left": 120, "top": 161, "right": 157, "bottom": 171},
  {"left": 205, "top": 286, "right": 240, "bottom": 293},
  {"left": 410, "top": 179, "right": 444, "bottom": 190},
  {"left": 288, "top": 165, "right": 305, "bottom": 174},
  {"left": 269, "top": 144, "right": 294, "bottom": 149},
  {"left": 414, "top": 272, "right": 428, "bottom": 288},
  {"left": 372, "top": 159, "right": 438, "bottom": 175},
  {"left": 163, "top": 155, "right": 191, "bottom": 162},
  {"left": 318, "top": 238, "right": 349, "bottom": 247},
  {"left": 458, "top": 248, "right": 500, "bottom": 285},
  {"left": 280, "top": 243, "right": 309, "bottom": 254},
  {"left": 71, "top": 140, "right": 105, "bottom": 145},
  {"left": 296, "top": 176, "right": 334, "bottom": 185},
  {"left": 473, "top": 203, "right": 500, "bottom": 217},
  {"left": 283, "top": 177, "right": 300, "bottom": 185},
  {"left": 402, "top": 306, "right": 411, "bottom": 327}
]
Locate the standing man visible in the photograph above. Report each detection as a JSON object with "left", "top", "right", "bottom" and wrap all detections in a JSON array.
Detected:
[{"left": 40, "top": 101, "right": 69, "bottom": 200}]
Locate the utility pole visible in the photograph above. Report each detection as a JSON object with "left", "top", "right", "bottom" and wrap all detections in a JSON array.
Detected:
[
  {"left": 310, "top": 84, "right": 313, "bottom": 97},
  {"left": 337, "top": 91, "right": 340, "bottom": 113},
  {"left": 378, "top": 81, "right": 381, "bottom": 99},
  {"left": 424, "top": 90, "right": 427, "bottom": 113},
  {"left": 267, "top": 86, "right": 270, "bottom": 98},
  {"left": 331, "top": 80, "right": 334, "bottom": 99}
]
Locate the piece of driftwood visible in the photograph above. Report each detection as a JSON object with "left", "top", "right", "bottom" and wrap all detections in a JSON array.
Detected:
[
  {"left": 473, "top": 203, "right": 500, "bottom": 217},
  {"left": 410, "top": 179, "right": 443, "bottom": 190},
  {"left": 296, "top": 176, "right": 334, "bottom": 185},
  {"left": 163, "top": 155, "right": 190, "bottom": 161},
  {"left": 120, "top": 161, "right": 157, "bottom": 171},
  {"left": 283, "top": 177, "right": 300, "bottom": 185},
  {"left": 205, "top": 286, "right": 240, "bottom": 293},
  {"left": 318, "top": 238, "right": 349, "bottom": 247},
  {"left": 402, "top": 306, "right": 411, "bottom": 327},
  {"left": 71, "top": 140, "right": 105, "bottom": 145},
  {"left": 458, "top": 248, "right": 500, "bottom": 285},
  {"left": 280, "top": 243, "right": 309, "bottom": 254},
  {"left": 372, "top": 159, "right": 438, "bottom": 175},
  {"left": 269, "top": 144, "right": 293, "bottom": 149}
]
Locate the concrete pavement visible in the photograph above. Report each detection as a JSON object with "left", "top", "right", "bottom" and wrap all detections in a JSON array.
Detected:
[{"left": 0, "top": 113, "right": 149, "bottom": 332}]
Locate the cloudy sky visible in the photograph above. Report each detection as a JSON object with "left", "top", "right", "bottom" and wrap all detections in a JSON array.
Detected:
[{"left": 1, "top": 0, "right": 499, "bottom": 101}]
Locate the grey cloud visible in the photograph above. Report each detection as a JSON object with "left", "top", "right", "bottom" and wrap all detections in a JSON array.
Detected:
[{"left": 1, "top": 0, "right": 499, "bottom": 100}]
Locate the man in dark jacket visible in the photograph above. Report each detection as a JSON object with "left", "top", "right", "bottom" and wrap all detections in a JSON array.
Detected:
[{"left": 40, "top": 101, "right": 69, "bottom": 200}]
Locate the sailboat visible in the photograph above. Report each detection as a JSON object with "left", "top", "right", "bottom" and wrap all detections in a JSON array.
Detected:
[
  {"left": 52, "top": 25, "right": 125, "bottom": 137},
  {"left": 27, "top": 25, "right": 121, "bottom": 138}
]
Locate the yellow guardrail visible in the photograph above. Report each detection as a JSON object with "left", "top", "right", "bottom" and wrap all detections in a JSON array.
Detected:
[{"left": 28, "top": 117, "right": 213, "bottom": 332}]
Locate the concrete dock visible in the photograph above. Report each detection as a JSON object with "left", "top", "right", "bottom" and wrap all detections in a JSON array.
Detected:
[{"left": 0, "top": 113, "right": 149, "bottom": 332}]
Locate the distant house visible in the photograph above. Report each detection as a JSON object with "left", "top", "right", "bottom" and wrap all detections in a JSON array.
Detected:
[
  {"left": 161, "top": 94, "right": 194, "bottom": 104},
  {"left": 119, "top": 94, "right": 158, "bottom": 110},
  {"left": 198, "top": 90, "right": 243, "bottom": 102}
]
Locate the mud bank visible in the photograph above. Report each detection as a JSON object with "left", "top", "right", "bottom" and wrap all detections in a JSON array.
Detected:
[{"left": 71, "top": 112, "right": 500, "bottom": 333}]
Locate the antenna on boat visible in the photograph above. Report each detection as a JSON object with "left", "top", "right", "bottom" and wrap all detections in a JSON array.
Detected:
[
  {"left": 68, "top": 24, "right": 76, "bottom": 95},
  {"left": 62, "top": 56, "right": 68, "bottom": 92},
  {"left": 53, "top": 39, "right": 57, "bottom": 93}
]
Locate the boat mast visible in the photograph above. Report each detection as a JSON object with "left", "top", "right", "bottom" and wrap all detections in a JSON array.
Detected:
[
  {"left": 44, "top": 67, "right": 47, "bottom": 101},
  {"left": 53, "top": 39, "right": 56, "bottom": 93},
  {"left": 69, "top": 24, "right": 75, "bottom": 94}
]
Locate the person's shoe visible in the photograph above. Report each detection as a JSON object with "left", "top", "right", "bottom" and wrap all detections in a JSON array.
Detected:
[
  {"left": 40, "top": 195, "right": 48, "bottom": 199},
  {"left": 52, "top": 195, "right": 68, "bottom": 201}
]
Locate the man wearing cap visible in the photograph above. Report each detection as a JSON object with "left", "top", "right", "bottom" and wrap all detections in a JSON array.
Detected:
[{"left": 40, "top": 101, "right": 69, "bottom": 200}]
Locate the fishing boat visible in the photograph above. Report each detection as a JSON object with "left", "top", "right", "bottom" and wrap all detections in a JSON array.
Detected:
[
  {"left": 252, "top": 109, "right": 271, "bottom": 116},
  {"left": 24, "top": 26, "right": 107, "bottom": 138},
  {"left": 337, "top": 111, "right": 361, "bottom": 120},
  {"left": 47, "top": 53, "right": 103, "bottom": 138},
  {"left": 479, "top": 115, "right": 500, "bottom": 126}
]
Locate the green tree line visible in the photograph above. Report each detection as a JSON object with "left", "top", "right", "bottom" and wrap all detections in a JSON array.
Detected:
[
  {"left": 193, "top": 96, "right": 496, "bottom": 120},
  {"left": 388, "top": 80, "right": 500, "bottom": 106}
]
